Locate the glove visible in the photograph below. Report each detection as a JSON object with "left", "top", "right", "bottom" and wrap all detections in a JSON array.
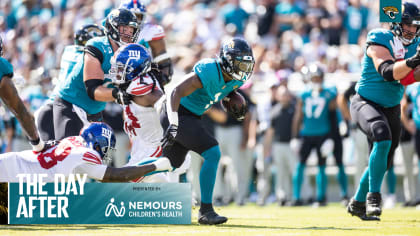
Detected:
[
  {"left": 150, "top": 62, "right": 171, "bottom": 89},
  {"left": 161, "top": 124, "right": 178, "bottom": 148},
  {"left": 406, "top": 44, "right": 420, "bottom": 68},
  {"left": 112, "top": 87, "right": 133, "bottom": 105},
  {"left": 390, "top": 36, "right": 405, "bottom": 60},
  {"left": 290, "top": 138, "right": 301, "bottom": 154},
  {"left": 229, "top": 104, "right": 248, "bottom": 121},
  {"left": 320, "top": 138, "right": 334, "bottom": 157},
  {"left": 30, "top": 138, "right": 58, "bottom": 152},
  {"left": 153, "top": 157, "right": 173, "bottom": 172}
]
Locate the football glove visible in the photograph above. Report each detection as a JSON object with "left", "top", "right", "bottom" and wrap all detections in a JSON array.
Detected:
[
  {"left": 161, "top": 124, "right": 178, "bottom": 149},
  {"left": 228, "top": 104, "right": 248, "bottom": 121},
  {"left": 112, "top": 87, "right": 133, "bottom": 105}
]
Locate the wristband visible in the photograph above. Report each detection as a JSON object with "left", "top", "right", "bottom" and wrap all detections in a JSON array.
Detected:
[{"left": 30, "top": 138, "right": 45, "bottom": 152}]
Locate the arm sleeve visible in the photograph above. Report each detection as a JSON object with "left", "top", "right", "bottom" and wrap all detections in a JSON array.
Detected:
[
  {"left": 74, "top": 163, "right": 107, "bottom": 181},
  {"left": 343, "top": 82, "right": 356, "bottom": 102}
]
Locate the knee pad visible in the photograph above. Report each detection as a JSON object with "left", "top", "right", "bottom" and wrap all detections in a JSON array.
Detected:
[{"left": 370, "top": 120, "right": 391, "bottom": 142}]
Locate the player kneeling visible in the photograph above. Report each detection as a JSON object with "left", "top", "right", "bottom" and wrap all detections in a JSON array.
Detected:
[{"left": 0, "top": 122, "right": 172, "bottom": 182}]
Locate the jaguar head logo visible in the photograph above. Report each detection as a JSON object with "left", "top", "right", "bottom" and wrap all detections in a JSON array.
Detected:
[{"left": 383, "top": 6, "right": 400, "bottom": 20}]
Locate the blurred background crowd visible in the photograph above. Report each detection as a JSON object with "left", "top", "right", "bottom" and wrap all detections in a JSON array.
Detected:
[{"left": 0, "top": 0, "right": 419, "bottom": 208}]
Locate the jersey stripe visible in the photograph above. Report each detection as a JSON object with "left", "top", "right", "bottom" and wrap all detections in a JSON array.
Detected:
[
  {"left": 131, "top": 84, "right": 154, "bottom": 96},
  {"left": 131, "top": 176, "right": 145, "bottom": 183},
  {"left": 151, "top": 35, "right": 165, "bottom": 41},
  {"left": 83, "top": 152, "right": 102, "bottom": 164},
  {"left": 150, "top": 146, "right": 162, "bottom": 157}
]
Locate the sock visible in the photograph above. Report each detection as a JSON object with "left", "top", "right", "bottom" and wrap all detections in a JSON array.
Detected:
[
  {"left": 293, "top": 163, "right": 305, "bottom": 200},
  {"left": 354, "top": 168, "right": 369, "bottom": 202},
  {"left": 316, "top": 165, "right": 327, "bottom": 201},
  {"left": 200, "top": 202, "right": 213, "bottom": 214},
  {"left": 369, "top": 140, "right": 391, "bottom": 193},
  {"left": 199, "top": 146, "right": 221, "bottom": 205},
  {"left": 386, "top": 166, "right": 396, "bottom": 194},
  {"left": 337, "top": 164, "right": 348, "bottom": 197}
]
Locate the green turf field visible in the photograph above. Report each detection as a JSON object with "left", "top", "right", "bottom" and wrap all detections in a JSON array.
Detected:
[{"left": 1, "top": 204, "right": 419, "bottom": 236}]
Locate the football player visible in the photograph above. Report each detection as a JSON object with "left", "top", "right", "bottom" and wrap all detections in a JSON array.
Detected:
[
  {"left": 0, "top": 122, "right": 172, "bottom": 182},
  {"left": 0, "top": 36, "right": 49, "bottom": 152},
  {"left": 291, "top": 63, "right": 337, "bottom": 207},
  {"left": 120, "top": 0, "right": 173, "bottom": 88},
  {"left": 111, "top": 43, "right": 170, "bottom": 182},
  {"left": 36, "top": 24, "right": 105, "bottom": 141},
  {"left": 52, "top": 8, "right": 139, "bottom": 140},
  {"left": 161, "top": 37, "right": 254, "bottom": 225},
  {"left": 347, "top": 2, "right": 420, "bottom": 220}
]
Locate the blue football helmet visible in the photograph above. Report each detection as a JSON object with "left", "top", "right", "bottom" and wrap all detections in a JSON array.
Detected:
[
  {"left": 80, "top": 122, "right": 116, "bottom": 162},
  {"left": 120, "top": 0, "right": 147, "bottom": 28},
  {"left": 111, "top": 43, "right": 152, "bottom": 85}
]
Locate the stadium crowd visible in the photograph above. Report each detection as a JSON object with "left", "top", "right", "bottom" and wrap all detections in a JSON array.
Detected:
[{"left": 0, "top": 0, "right": 419, "bottom": 210}]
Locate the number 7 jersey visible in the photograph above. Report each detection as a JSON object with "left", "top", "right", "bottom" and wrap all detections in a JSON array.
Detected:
[{"left": 0, "top": 136, "right": 107, "bottom": 182}]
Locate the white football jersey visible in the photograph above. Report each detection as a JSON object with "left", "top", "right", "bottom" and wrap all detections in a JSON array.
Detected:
[
  {"left": 137, "top": 23, "right": 165, "bottom": 43},
  {"left": 0, "top": 136, "right": 107, "bottom": 182},
  {"left": 123, "top": 74, "right": 164, "bottom": 167}
]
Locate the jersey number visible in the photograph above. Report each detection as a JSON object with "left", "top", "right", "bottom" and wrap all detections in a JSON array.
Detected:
[
  {"left": 304, "top": 97, "right": 326, "bottom": 119},
  {"left": 124, "top": 106, "right": 140, "bottom": 136},
  {"left": 204, "top": 92, "right": 222, "bottom": 109},
  {"left": 37, "top": 144, "right": 72, "bottom": 169}
]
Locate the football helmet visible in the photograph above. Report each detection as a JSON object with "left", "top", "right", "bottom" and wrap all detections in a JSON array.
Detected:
[
  {"left": 220, "top": 37, "right": 255, "bottom": 82},
  {"left": 74, "top": 24, "right": 105, "bottom": 46},
  {"left": 391, "top": 2, "right": 420, "bottom": 45},
  {"left": 308, "top": 63, "right": 324, "bottom": 80},
  {"left": 105, "top": 8, "right": 140, "bottom": 46},
  {"left": 306, "top": 63, "right": 325, "bottom": 91},
  {"left": 0, "top": 36, "right": 3, "bottom": 57},
  {"left": 111, "top": 43, "right": 152, "bottom": 85},
  {"left": 120, "top": 0, "right": 147, "bottom": 29},
  {"left": 80, "top": 122, "right": 116, "bottom": 162}
]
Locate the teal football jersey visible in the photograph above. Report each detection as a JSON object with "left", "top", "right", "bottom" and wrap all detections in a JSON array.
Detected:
[
  {"left": 300, "top": 87, "right": 336, "bottom": 136},
  {"left": 0, "top": 57, "right": 13, "bottom": 82},
  {"left": 406, "top": 83, "right": 420, "bottom": 128},
  {"left": 180, "top": 58, "right": 244, "bottom": 116},
  {"left": 58, "top": 36, "right": 114, "bottom": 115},
  {"left": 356, "top": 29, "right": 419, "bottom": 107}
]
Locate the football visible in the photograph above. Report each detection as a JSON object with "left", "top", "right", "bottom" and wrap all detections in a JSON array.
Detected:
[
  {"left": 221, "top": 91, "right": 247, "bottom": 113},
  {"left": 414, "top": 66, "right": 420, "bottom": 82}
]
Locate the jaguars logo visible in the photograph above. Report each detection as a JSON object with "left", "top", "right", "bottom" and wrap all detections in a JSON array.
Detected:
[
  {"left": 226, "top": 40, "right": 235, "bottom": 49},
  {"left": 383, "top": 6, "right": 400, "bottom": 20}
]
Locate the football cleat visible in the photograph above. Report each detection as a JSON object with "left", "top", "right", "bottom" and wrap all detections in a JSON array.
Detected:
[
  {"left": 366, "top": 192, "right": 382, "bottom": 217},
  {"left": 289, "top": 199, "right": 304, "bottom": 207},
  {"left": 198, "top": 211, "right": 228, "bottom": 225},
  {"left": 347, "top": 198, "right": 380, "bottom": 221}
]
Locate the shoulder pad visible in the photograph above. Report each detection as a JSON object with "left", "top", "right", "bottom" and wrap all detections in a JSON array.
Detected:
[
  {"left": 140, "top": 23, "right": 165, "bottom": 42},
  {"left": 366, "top": 29, "right": 393, "bottom": 47}
]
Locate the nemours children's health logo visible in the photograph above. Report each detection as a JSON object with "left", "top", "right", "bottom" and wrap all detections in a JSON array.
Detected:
[{"left": 105, "top": 198, "right": 126, "bottom": 217}]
